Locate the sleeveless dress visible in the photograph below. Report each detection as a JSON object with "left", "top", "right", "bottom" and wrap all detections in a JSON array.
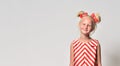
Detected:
[{"left": 72, "top": 38, "right": 99, "bottom": 66}]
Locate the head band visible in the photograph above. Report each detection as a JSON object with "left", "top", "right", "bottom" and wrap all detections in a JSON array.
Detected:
[{"left": 78, "top": 11, "right": 100, "bottom": 23}]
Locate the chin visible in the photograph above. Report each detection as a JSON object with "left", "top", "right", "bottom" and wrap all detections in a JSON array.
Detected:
[
  {"left": 83, "top": 33, "right": 89, "bottom": 35},
  {"left": 81, "top": 31, "right": 90, "bottom": 35}
]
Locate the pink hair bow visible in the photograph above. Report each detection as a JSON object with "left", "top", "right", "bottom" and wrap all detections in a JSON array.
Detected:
[
  {"left": 79, "top": 12, "right": 88, "bottom": 18},
  {"left": 90, "top": 13, "right": 99, "bottom": 23},
  {"left": 78, "top": 11, "right": 100, "bottom": 23}
]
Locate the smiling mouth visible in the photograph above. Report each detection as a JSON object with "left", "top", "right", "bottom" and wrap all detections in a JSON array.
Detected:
[{"left": 83, "top": 29, "right": 88, "bottom": 31}]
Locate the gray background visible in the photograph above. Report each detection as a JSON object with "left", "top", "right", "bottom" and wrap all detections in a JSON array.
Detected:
[{"left": 0, "top": 0, "right": 120, "bottom": 66}]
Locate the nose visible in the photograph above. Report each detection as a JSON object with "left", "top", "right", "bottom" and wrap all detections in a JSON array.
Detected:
[{"left": 84, "top": 25, "right": 88, "bottom": 29}]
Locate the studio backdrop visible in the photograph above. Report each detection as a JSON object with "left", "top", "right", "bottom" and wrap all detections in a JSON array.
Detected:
[{"left": 0, "top": 0, "right": 120, "bottom": 66}]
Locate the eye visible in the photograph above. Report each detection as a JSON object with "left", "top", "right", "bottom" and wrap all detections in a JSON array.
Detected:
[
  {"left": 88, "top": 24, "right": 92, "bottom": 26},
  {"left": 83, "top": 23, "right": 86, "bottom": 25},
  {"left": 88, "top": 24, "right": 92, "bottom": 28}
]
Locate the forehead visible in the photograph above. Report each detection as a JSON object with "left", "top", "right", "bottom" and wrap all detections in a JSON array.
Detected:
[
  {"left": 81, "top": 16, "right": 93, "bottom": 24},
  {"left": 82, "top": 16, "right": 92, "bottom": 21}
]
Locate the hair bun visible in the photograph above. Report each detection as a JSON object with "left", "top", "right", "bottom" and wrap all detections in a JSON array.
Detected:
[
  {"left": 91, "top": 13, "right": 101, "bottom": 23},
  {"left": 77, "top": 11, "right": 101, "bottom": 24},
  {"left": 77, "top": 11, "right": 88, "bottom": 18}
]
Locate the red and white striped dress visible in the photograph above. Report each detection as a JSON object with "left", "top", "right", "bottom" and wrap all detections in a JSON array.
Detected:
[{"left": 72, "top": 38, "right": 99, "bottom": 66}]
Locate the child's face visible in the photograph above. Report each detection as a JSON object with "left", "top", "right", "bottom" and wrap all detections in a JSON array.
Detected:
[{"left": 79, "top": 16, "right": 93, "bottom": 35}]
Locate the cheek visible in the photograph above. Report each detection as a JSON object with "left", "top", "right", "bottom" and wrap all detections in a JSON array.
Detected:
[
  {"left": 79, "top": 25, "right": 84, "bottom": 30},
  {"left": 88, "top": 27, "right": 93, "bottom": 32}
]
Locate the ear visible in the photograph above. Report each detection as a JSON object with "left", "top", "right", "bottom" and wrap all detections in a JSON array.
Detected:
[
  {"left": 90, "top": 27, "right": 94, "bottom": 32},
  {"left": 78, "top": 21, "right": 81, "bottom": 27},
  {"left": 91, "top": 23, "right": 96, "bottom": 32}
]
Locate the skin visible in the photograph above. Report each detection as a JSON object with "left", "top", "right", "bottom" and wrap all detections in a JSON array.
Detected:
[{"left": 70, "top": 16, "right": 102, "bottom": 66}]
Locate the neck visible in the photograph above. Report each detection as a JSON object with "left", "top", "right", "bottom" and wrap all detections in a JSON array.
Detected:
[{"left": 80, "top": 33, "right": 91, "bottom": 40}]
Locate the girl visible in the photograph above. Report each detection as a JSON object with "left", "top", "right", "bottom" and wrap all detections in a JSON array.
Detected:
[{"left": 70, "top": 11, "right": 102, "bottom": 66}]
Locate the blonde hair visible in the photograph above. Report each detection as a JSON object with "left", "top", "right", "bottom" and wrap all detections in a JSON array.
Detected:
[{"left": 77, "top": 11, "right": 101, "bottom": 33}]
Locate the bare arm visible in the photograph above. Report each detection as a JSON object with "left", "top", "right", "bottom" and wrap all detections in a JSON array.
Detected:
[
  {"left": 97, "top": 44, "right": 102, "bottom": 66},
  {"left": 70, "top": 43, "right": 74, "bottom": 66}
]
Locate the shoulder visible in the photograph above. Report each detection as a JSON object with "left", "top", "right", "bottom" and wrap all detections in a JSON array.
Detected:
[
  {"left": 92, "top": 38, "right": 99, "bottom": 43},
  {"left": 91, "top": 38, "right": 101, "bottom": 46},
  {"left": 71, "top": 38, "right": 78, "bottom": 43},
  {"left": 70, "top": 38, "right": 79, "bottom": 46}
]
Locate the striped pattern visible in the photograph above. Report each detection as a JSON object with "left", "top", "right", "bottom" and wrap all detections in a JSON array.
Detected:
[{"left": 72, "top": 39, "right": 98, "bottom": 66}]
